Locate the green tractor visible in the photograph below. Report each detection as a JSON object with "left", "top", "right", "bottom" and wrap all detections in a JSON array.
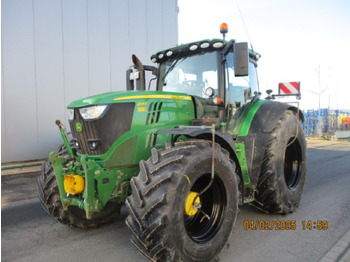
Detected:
[{"left": 38, "top": 24, "right": 307, "bottom": 261}]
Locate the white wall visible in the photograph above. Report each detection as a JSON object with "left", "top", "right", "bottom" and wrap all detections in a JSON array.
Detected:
[{"left": 1, "top": 0, "right": 178, "bottom": 163}]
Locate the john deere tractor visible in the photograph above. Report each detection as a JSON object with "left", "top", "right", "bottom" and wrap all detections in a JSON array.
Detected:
[{"left": 38, "top": 24, "right": 307, "bottom": 261}]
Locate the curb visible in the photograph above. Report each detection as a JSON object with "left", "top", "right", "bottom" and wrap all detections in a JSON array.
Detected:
[
  {"left": 319, "top": 229, "right": 350, "bottom": 262},
  {"left": 1, "top": 160, "right": 44, "bottom": 176}
]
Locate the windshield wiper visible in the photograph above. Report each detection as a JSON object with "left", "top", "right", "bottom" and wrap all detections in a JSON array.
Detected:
[{"left": 161, "top": 58, "right": 185, "bottom": 82}]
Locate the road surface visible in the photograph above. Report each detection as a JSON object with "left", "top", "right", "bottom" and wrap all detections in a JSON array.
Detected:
[{"left": 2, "top": 139, "right": 350, "bottom": 262}]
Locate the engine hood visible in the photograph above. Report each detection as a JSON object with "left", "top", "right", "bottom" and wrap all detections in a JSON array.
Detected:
[{"left": 67, "top": 90, "right": 192, "bottom": 108}]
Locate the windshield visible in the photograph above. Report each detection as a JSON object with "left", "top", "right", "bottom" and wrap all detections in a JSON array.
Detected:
[{"left": 158, "top": 52, "right": 218, "bottom": 98}]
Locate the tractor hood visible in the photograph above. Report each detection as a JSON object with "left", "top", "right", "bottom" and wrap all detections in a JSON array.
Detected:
[{"left": 67, "top": 90, "right": 192, "bottom": 108}]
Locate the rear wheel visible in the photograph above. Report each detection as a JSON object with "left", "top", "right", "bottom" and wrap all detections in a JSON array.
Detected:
[
  {"left": 125, "top": 140, "right": 239, "bottom": 262},
  {"left": 254, "top": 110, "right": 307, "bottom": 213},
  {"left": 37, "top": 146, "right": 120, "bottom": 229}
]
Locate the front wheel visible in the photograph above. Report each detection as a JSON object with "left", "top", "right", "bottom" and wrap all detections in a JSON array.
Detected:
[{"left": 125, "top": 140, "right": 239, "bottom": 262}]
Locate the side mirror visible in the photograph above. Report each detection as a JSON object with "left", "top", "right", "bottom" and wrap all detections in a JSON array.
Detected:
[{"left": 234, "top": 42, "right": 249, "bottom": 77}]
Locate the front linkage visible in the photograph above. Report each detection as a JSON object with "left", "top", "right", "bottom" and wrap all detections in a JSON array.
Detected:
[{"left": 51, "top": 120, "right": 133, "bottom": 219}]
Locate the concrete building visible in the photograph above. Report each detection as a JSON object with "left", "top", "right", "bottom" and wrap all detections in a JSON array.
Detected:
[{"left": 1, "top": 0, "right": 178, "bottom": 163}]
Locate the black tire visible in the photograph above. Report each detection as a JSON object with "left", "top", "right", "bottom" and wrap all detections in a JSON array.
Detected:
[
  {"left": 125, "top": 140, "right": 239, "bottom": 262},
  {"left": 254, "top": 110, "right": 307, "bottom": 214},
  {"left": 37, "top": 145, "right": 120, "bottom": 229}
]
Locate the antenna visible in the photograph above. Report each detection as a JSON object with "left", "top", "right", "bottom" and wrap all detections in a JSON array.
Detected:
[{"left": 237, "top": 6, "right": 254, "bottom": 51}]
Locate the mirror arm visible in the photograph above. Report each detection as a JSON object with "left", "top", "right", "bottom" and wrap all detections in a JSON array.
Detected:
[{"left": 221, "top": 40, "right": 235, "bottom": 59}]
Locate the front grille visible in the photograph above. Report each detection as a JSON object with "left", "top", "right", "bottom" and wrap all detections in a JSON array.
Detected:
[{"left": 69, "top": 103, "right": 135, "bottom": 155}]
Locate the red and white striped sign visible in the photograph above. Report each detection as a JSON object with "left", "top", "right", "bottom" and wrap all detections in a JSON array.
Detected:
[{"left": 279, "top": 82, "right": 300, "bottom": 95}]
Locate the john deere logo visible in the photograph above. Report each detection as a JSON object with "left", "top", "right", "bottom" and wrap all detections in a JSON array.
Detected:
[{"left": 75, "top": 122, "right": 83, "bottom": 132}]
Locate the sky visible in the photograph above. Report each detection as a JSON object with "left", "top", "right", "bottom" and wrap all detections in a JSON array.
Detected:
[{"left": 178, "top": 0, "right": 350, "bottom": 110}]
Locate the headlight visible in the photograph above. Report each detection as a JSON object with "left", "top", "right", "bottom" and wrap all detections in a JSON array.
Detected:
[
  {"left": 67, "top": 109, "right": 74, "bottom": 121},
  {"left": 205, "top": 87, "right": 215, "bottom": 98},
  {"left": 79, "top": 105, "right": 108, "bottom": 120}
]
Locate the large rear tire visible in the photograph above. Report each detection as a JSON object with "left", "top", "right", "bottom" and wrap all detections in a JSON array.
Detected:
[
  {"left": 37, "top": 146, "right": 120, "bottom": 229},
  {"left": 125, "top": 140, "right": 239, "bottom": 262},
  {"left": 254, "top": 110, "right": 307, "bottom": 214}
]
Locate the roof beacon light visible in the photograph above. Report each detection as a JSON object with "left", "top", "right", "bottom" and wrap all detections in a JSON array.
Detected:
[{"left": 220, "top": 23, "right": 228, "bottom": 41}]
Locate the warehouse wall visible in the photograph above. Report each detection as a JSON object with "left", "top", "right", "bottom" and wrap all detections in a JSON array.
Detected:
[{"left": 1, "top": 0, "right": 178, "bottom": 163}]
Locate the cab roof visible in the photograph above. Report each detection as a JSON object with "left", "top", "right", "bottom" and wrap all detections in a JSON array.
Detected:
[{"left": 150, "top": 39, "right": 260, "bottom": 64}]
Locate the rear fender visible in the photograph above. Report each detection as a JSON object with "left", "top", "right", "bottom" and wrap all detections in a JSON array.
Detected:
[
  {"left": 237, "top": 100, "right": 304, "bottom": 188},
  {"left": 249, "top": 101, "right": 304, "bottom": 133}
]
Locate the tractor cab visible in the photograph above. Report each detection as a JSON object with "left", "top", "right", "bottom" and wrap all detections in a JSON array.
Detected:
[
  {"left": 154, "top": 40, "right": 260, "bottom": 120},
  {"left": 128, "top": 35, "right": 261, "bottom": 127}
]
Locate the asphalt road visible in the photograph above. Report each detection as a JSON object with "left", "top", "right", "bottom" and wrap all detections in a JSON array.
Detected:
[{"left": 2, "top": 139, "right": 350, "bottom": 262}]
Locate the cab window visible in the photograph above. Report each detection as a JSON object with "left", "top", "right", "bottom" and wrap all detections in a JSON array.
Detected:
[
  {"left": 225, "top": 52, "right": 259, "bottom": 108},
  {"left": 158, "top": 52, "right": 219, "bottom": 99}
]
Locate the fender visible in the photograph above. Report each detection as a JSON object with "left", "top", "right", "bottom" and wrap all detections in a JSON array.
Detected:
[
  {"left": 249, "top": 100, "right": 304, "bottom": 134},
  {"left": 236, "top": 100, "right": 304, "bottom": 188},
  {"left": 157, "top": 127, "right": 237, "bottom": 158},
  {"left": 156, "top": 126, "right": 243, "bottom": 191}
]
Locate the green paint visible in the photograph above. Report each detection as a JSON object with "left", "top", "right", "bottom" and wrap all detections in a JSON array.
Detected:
[
  {"left": 238, "top": 100, "right": 266, "bottom": 137},
  {"left": 52, "top": 92, "right": 268, "bottom": 217},
  {"left": 79, "top": 155, "right": 102, "bottom": 218},
  {"left": 234, "top": 143, "right": 255, "bottom": 204},
  {"left": 51, "top": 90, "right": 196, "bottom": 218},
  {"left": 50, "top": 148, "right": 141, "bottom": 217},
  {"left": 227, "top": 100, "right": 268, "bottom": 203},
  {"left": 75, "top": 122, "right": 83, "bottom": 132},
  {"left": 49, "top": 151, "right": 85, "bottom": 211},
  {"left": 234, "top": 142, "right": 252, "bottom": 188},
  {"left": 57, "top": 125, "right": 74, "bottom": 158},
  {"left": 51, "top": 93, "right": 266, "bottom": 217},
  {"left": 49, "top": 151, "right": 66, "bottom": 201},
  {"left": 47, "top": 35, "right": 273, "bottom": 221},
  {"left": 98, "top": 93, "right": 194, "bottom": 166},
  {"left": 67, "top": 90, "right": 192, "bottom": 108},
  {"left": 228, "top": 99, "right": 266, "bottom": 137}
]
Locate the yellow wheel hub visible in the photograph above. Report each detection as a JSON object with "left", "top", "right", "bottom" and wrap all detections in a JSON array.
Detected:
[{"left": 185, "top": 192, "right": 201, "bottom": 216}]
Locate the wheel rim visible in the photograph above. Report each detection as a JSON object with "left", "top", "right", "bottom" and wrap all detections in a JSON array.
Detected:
[
  {"left": 284, "top": 137, "right": 302, "bottom": 189},
  {"left": 184, "top": 173, "right": 227, "bottom": 244}
]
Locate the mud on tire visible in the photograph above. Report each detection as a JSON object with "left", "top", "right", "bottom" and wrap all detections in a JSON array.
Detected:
[
  {"left": 125, "top": 139, "right": 239, "bottom": 262},
  {"left": 254, "top": 110, "right": 307, "bottom": 214},
  {"left": 37, "top": 145, "right": 120, "bottom": 229}
]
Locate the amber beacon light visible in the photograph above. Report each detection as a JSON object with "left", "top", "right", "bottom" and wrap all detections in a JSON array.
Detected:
[{"left": 220, "top": 23, "right": 228, "bottom": 41}]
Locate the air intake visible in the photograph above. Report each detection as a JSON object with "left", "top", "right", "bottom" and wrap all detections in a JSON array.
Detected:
[{"left": 145, "top": 102, "right": 163, "bottom": 125}]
